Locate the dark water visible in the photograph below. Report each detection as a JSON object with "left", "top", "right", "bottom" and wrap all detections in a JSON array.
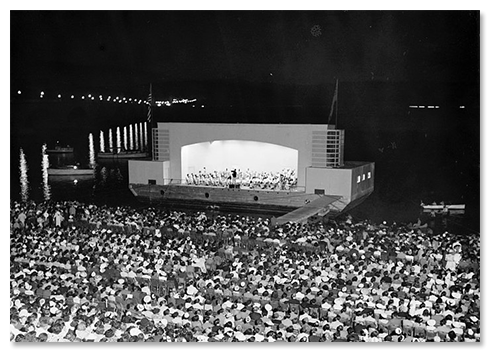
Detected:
[{"left": 10, "top": 81, "right": 480, "bottom": 234}]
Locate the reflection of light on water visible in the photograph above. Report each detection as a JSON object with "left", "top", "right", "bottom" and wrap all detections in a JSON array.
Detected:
[
  {"left": 139, "top": 122, "right": 144, "bottom": 151},
  {"left": 73, "top": 179, "right": 78, "bottom": 185},
  {"left": 134, "top": 123, "right": 139, "bottom": 150},
  {"left": 99, "top": 166, "right": 108, "bottom": 186},
  {"left": 19, "top": 148, "right": 29, "bottom": 202},
  {"left": 100, "top": 130, "right": 105, "bottom": 152},
  {"left": 108, "top": 128, "right": 113, "bottom": 153},
  {"left": 123, "top": 126, "right": 128, "bottom": 150},
  {"left": 41, "top": 144, "right": 51, "bottom": 200},
  {"left": 143, "top": 122, "right": 147, "bottom": 150},
  {"left": 116, "top": 127, "right": 121, "bottom": 151},
  {"left": 115, "top": 168, "right": 123, "bottom": 183},
  {"left": 88, "top": 133, "right": 95, "bottom": 168},
  {"left": 129, "top": 124, "right": 133, "bottom": 150}
]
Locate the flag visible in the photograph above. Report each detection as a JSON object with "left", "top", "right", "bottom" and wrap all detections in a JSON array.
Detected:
[
  {"left": 328, "top": 79, "right": 338, "bottom": 124},
  {"left": 147, "top": 83, "right": 153, "bottom": 123}
]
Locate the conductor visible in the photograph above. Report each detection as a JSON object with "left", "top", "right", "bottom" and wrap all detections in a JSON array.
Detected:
[{"left": 231, "top": 169, "right": 237, "bottom": 187}]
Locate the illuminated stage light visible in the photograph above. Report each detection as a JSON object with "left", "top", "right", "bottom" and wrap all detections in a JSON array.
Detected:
[
  {"left": 71, "top": 95, "right": 75, "bottom": 99},
  {"left": 82, "top": 96, "right": 85, "bottom": 99},
  {"left": 73, "top": 179, "right": 78, "bottom": 184},
  {"left": 88, "top": 94, "right": 92, "bottom": 98},
  {"left": 201, "top": 105, "right": 204, "bottom": 108},
  {"left": 40, "top": 91, "right": 44, "bottom": 95},
  {"left": 17, "top": 90, "right": 21, "bottom": 95},
  {"left": 91, "top": 97, "right": 95, "bottom": 100},
  {"left": 58, "top": 94, "right": 61, "bottom": 98}
]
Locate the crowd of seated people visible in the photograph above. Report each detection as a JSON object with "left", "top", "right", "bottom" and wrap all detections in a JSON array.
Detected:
[
  {"left": 10, "top": 200, "right": 480, "bottom": 342},
  {"left": 185, "top": 168, "right": 297, "bottom": 191}
]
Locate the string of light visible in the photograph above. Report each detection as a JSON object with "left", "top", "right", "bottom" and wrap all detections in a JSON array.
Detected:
[{"left": 14, "top": 90, "right": 198, "bottom": 107}]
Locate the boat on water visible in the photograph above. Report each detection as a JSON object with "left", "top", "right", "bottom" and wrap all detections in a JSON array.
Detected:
[
  {"left": 97, "top": 150, "right": 148, "bottom": 159},
  {"left": 46, "top": 146, "right": 74, "bottom": 153},
  {"left": 48, "top": 165, "right": 94, "bottom": 176},
  {"left": 421, "top": 202, "right": 465, "bottom": 214}
]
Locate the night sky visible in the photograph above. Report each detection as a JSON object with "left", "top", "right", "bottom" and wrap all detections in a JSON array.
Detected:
[{"left": 11, "top": 11, "right": 479, "bottom": 89}]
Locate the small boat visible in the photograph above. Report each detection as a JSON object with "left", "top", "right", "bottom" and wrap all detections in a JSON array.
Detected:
[
  {"left": 48, "top": 165, "right": 94, "bottom": 176},
  {"left": 97, "top": 150, "right": 148, "bottom": 159},
  {"left": 421, "top": 202, "right": 465, "bottom": 213},
  {"left": 46, "top": 145, "right": 74, "bottom": 153}
]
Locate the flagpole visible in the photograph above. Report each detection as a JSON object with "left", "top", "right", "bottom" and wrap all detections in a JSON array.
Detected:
[
  {"left": 147, "top": 83, "right": 153, "bottom": 160},
  {"left": 327, "top": 78, "right": 338, "bottom": 128},
  {"left": 335, "top": 79, "right": 338, "bottom": 128}
]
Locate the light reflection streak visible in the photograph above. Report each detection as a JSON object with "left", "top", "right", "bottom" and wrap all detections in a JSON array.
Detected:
[
  {"left": 134, "top": 123, "right": 139, "bottom": 151},
  {"left": 100, "top": 130, "right": 105, "bottom": 153},
  {"left": 108, "top": 128, "right": 113, "bottom": 152},
  {"left": 19, "top": 148, "right": 29, "bottom": 202},
  {"left": 116, "top": 127, "right": 121, "bottom": 151},
  {"left": 129, "top": 125, "right": 134, "bottom": 150},
  {"left": 123, "top": 126, "right": 128, "bottom": 151},
  {"left": 41, "top": 144, "right": 51, "bottom": 200},
  {"left": 88, "top": 133, "right": 95, "bottom": 168},
  {"left": 139, "top": 122, "right": 144, "bottom": 151},
  {"left": 143, "top": 122, "right": 148, "bottom": 151}
]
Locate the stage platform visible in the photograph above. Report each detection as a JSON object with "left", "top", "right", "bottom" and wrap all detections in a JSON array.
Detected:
[{"left": 128, "top": 122, "right": 375, "bottom": 223}]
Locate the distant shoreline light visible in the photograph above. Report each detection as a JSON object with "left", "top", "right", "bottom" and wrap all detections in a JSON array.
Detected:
[
  {"left": 15, "top": 89, "right": 197, "bottom": 107},
  {"left": 410, "top": 105, "right": 441, "bottom": 109}
]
